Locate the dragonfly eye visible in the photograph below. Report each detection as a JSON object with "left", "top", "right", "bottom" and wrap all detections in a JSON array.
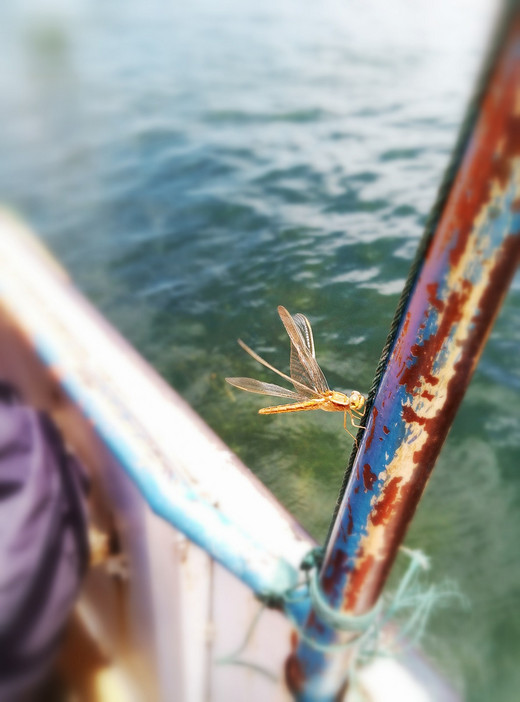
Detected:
[{"left": 350, "top": 391, "right": 366, "bottom": 411}]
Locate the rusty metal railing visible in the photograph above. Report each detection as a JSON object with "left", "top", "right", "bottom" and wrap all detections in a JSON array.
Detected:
[{"left": 286, "top": 5, "right": 520, "bottom": 699}]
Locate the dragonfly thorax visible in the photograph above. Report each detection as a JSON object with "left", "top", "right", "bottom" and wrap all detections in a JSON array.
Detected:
[
  {"left": 329, "top": 390, "right": 351, "bottom": 407},
  {"left": 327, "top": 390, "right": 366, "bottom": 413}
]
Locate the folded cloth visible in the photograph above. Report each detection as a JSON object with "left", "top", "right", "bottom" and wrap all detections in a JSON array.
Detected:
[{"left": 0, "top": 383, "right": 89, "bottom": 701}]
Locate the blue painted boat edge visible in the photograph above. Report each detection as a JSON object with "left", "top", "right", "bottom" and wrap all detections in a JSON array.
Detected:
[{"left": 31, "top": 329, "right": 302, "bottom": 601}]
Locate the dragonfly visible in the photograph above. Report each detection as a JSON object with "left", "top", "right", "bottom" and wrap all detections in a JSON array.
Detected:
[{"left": 226, "top": 306, "right": 366, "bottom": 439}]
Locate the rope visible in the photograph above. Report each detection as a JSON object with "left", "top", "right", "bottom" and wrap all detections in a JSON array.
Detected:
[
  {"left": 284, "top": 547, "right": 440, "bottom": 657},
  {"left": 217, "top": 546, "right": 465, "bottom": 677},
  {"left": 308, "top": 567, "right": 382, "bottom": 634}
]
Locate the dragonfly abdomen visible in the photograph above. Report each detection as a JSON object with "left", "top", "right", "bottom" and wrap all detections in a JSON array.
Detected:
[{"left": 258, "top": 399, "right": 325, "bottom": 415}]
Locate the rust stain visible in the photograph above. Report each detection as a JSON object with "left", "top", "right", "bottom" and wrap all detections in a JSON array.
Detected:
[
  {"left": 370, "top": 476, "right": 403, "bottom": 527},
  {"left": 421, "top": 389, "right": 434, "bottom": 401},
  {"left": 347, "top": 503, "right": 354, "bottom": 535},
  {"left": 321, "top": 548, "right": 350, "bottom": 598},
  {"left": 393, "top": 312, "right": 411, "bottom": 368},
  {"left": 343, "top": 551, "right": 375, "bottom": 611},
  {"left": 413, "top": 233, "right": 520, "bottom": 469},
  {"left": 354, "top": 460, "right": 361, "bottom": 493},
  {"left": 307, "top": 610, "right": 325, "bottom": 635},
  {"left": 401, "top": 311, "right": 411, "bottom": 337},
  {"left": 492, "top": 116, "right": 520, "bottom": 186},
  {"left": 285, "top": 652, "right": 305, "bottom": 695},
  {"left": 402, "top": 404, "right": 429, "bottom": 426},
  {"left": 445, "top": 41, "right": 520, "bottom": 271},
  {"left": 426, "top": 282, "right": 445, "bottom": 312},
  {"left": 335, "top": 680, "right": 350, "bottom": 702},
  {"left": 400, "top": 281, "right": 472, "bottom": 394},
  {"left": 365, "top": 407, "right": 378, "bottom": 449},
  {"left": 358, "top": 473, "right": 425, "bottom": 613},
  {"left": 290, "top": 630, "right": 298, "bottom": 650},
  {"left": 363, "top": 463, "right": 377, "bottom": 491}
]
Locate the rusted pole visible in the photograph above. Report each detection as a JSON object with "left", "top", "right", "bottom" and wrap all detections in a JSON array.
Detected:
[{"left": 286, "top": 7, "right": 520, "bottom": 700}]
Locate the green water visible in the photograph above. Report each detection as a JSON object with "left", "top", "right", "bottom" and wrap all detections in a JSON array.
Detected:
[{"left": 1, "top": 0, "right": 519, "bottom": 699}]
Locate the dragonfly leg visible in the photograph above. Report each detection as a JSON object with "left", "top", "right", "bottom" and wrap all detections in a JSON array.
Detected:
[
  {"left": 343, "top": 408, "right": 364, "bottom": 431},
  {"left": 349, "top": 407, "right": 365, "bottom": 429},
  {"left": 343, "top": 410, "right": 358, "bottom": 443}
]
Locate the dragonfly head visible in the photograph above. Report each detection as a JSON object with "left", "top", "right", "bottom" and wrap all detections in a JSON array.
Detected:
[{"left": 349, "top": 391, "right": 366, "bottom": 413}]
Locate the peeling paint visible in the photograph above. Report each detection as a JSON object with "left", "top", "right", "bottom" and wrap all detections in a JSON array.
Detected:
[{"left": 370, "top": 478, "right": 403, "bottom": 527}]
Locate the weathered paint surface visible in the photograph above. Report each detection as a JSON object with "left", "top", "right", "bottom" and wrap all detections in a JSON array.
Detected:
[{"left": 287, "top": 12, "right": 520, "bottom": 700}]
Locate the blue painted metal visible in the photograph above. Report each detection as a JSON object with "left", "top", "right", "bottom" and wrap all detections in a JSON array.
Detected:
[
  {"left": 286, "top": 9, "right": 520, "bottom": 700},
  {"left": 31, "top": 331, "right": 305, "bottom": 605}
]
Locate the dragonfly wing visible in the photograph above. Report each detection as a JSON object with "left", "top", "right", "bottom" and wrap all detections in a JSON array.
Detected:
[
  {"left": 289, "top": 312, "right": 322, "bottom": 393},
  {"left": 278, "top": 306, "right": 329, "bottom": 394},
  {"left": 293, "top": 313, "right": 315, "bottom": 355},
  {"left": 237, "top": 339, "right": 316, "bottom": 396},
  {"left": 290, "top": 342, "right": 320, "bottom": 395},
  {"left": 226, "top": 377, "right": 304, "bottom": 399}
]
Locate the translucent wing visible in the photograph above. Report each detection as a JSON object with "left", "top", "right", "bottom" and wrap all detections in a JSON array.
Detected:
[
  {"left": 292, "top": 313, "right": 315, "bottom": 355},
  {"left": 236, "top": 339, "right": 317, "bottom": 396},
  {"left": 226, "top": 377, "right": 304, "bottom": 399},
  {"left": 289, "top": 313, "right": 324, "bottom": 394},
  {"left": 278, "top": 306, "right": 329, "bottom": 394}
]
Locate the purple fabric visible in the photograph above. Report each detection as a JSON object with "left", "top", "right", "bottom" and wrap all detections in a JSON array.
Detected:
[{"left": 0, "top": 383, "right": 89, "bottom": 701}]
